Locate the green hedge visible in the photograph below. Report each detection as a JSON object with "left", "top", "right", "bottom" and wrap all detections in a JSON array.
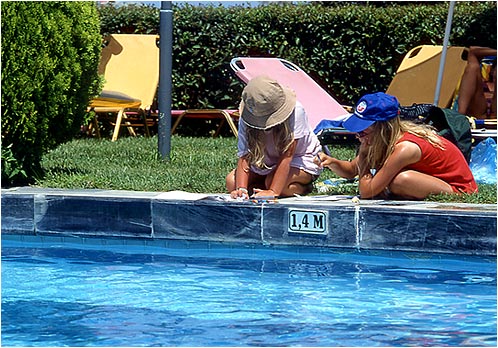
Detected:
[
  {"left": 1, "top": 1, "right": 102, "bottom": 185},
  {"left": 98, "top": 2, "right": 496, "bottom": 109}
]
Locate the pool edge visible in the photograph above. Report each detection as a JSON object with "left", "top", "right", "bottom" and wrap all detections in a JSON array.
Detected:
[{"left": 2, "top": 187, "right": 496, "bottom": 256}]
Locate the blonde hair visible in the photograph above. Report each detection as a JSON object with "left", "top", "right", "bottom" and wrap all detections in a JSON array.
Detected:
[
  {"left": 361, "top": 118, "right": 444, "bottom": 176},
  {"left": 245, "top": 118, "right": 294, "bottom": 169}
]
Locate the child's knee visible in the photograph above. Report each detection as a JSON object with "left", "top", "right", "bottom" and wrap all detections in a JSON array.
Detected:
[
  {"left": 388, "top": 171, "right": 412, "bottom": 195},
  {"left": 225, "top": 170, "right": 236, "bottom": 191},
  {"left": 286, "top": 182, "right": 313, "bottom": 196}
]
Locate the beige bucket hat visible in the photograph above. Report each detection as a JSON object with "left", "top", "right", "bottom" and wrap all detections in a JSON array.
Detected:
[{"left": 240, "top": 75, "right": 296, "bottom": 130}]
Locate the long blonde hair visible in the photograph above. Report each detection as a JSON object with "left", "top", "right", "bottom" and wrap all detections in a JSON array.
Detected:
[
  {"left": 245, "top": 118, "right": 294, "bottom": 169},
  {"left": 362, "top": 118, "right": 444, "bottom": 176}
]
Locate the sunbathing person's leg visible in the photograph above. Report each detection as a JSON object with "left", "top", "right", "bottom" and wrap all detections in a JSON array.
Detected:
[
  {"left": 458, "top": 46, "right": 497, "bottom": 118},
  {"left": 491, "top": 64, "right": 496, "bottom": 117},
  {"left": 458, "top": 50, "right": 487, "bottom": 117}
]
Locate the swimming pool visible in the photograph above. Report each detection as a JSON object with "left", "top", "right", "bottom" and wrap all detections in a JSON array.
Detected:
[{"left": 2, "top": 236, "right": 496, "bottom": 347}]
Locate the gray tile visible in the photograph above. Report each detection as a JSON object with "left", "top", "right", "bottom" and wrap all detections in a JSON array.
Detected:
[
  {"left": 262, "top": 204, "right": 358, "bottom": 248},
  {"left": 34, "top": 195, "right": 152, "bottom": 238},
  {"left": 152, "top": 200, "right": 262, "bottom": 243},
  {"left": 1, "top": 194, "right": 34, "bottom": 235},
  {"left": 359, "top": 208, "right": 497, "bottom": 254},
  {"left": 2, "top": 188, "right": 496, "bottom": 256}
]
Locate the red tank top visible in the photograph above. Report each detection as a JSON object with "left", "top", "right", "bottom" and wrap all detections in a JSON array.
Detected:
[{"left": 398, "top": 133, "right": 478, "bottom": 193}]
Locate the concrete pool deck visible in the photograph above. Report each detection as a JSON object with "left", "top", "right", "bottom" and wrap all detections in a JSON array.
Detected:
[{"left": 1, "top": 186, "right": 497, "bottom": 256}]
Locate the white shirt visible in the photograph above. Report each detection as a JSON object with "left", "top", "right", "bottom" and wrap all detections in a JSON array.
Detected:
[{"left": 237, "top": 101, "right": 322, "bottom": 176}]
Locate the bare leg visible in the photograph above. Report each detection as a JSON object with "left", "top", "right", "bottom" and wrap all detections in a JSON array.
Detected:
[
  {"left": 265, "top": 167, "right": 314, "bottom": 197},
  {"left": 225, "top": 169, "right": 237, "bottom": 192},
  {"left": 491, "top": 66, "right": 497, "bottom": 118},
  {"left": 228, "top": 166, "right": 314, "bottom": 197},
  {"left": 458, "top": 51, "right": 487, "bottom": 117},
  {"left": 225, "top": 168, "right": 266, "bottom": 195},
  {"left": 388, "top": 170, "right": 454, "bottom": 200},
  {"left": 458, "top": 46, "right": 497, "bottom": 118}
]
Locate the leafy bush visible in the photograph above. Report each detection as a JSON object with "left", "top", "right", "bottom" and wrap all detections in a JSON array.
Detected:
[
  {"left": 97, "top": 2, "right": 496, "bottom": 110},
  {"left": 1, "top": 1, "right": 102, "bottom": 186},
  {"left": 1, "top": 144, "right": 27, "bottom": 183},
  {"left": 98, "top": 2, "right": 159, "bottom": 36}
]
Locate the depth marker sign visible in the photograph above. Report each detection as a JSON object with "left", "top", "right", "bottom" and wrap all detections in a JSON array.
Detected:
[{"left": 288, "top": 209, "right": 328, "bottom": 235}]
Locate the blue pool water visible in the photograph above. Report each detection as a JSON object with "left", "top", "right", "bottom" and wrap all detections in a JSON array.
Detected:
[{"left": 2, "top": 237, "right": 496, "bottom": 347}]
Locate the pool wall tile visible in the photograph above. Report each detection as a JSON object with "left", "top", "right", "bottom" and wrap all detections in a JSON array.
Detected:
[
  {"left": 152, "top": 200, "right": 262, "bottom": 243},
  {"left": 34, "top": 195, "right": 152, "bottom": 238},
  {"left": 2, "top": 188, "right": 496, "bottom": 256},
  {"left": 359, "top": 208, "right": 497, "bottom": 253},
  {"left": 261, "top": 205, "right": 358, "bottom": 248},
  {"left": 1, "top": 193, "right": 35, "bottom": 235}
]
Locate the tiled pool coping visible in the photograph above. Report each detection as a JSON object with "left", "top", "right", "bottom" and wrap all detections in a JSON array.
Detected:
[{"left": 2, "top": 187, "right": 497, "bottom": 256}]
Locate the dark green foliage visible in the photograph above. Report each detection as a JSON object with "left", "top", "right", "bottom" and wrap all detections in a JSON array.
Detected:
[
  {"left": 451, "top": 3, "right": 497, "bottom": 48},
  {"left": 1, "top": 144, "right": 27, "bottom": 183},
  {"left": 1, "top": 1, "right": 102, "bottom": 186},
  {"left": 97, "top": 2, "right": 159, "bottom": 36},
  {"left": 97, "top": 2, "right": 496, "bottom": 111}
]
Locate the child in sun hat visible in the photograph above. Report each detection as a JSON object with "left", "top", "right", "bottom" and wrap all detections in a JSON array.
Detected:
[
  {"left": 315, "top": 92, "right": 477, "bottom": 200},
  {"left": 226, "top": 75, "right": 322, "bottom": 199}
]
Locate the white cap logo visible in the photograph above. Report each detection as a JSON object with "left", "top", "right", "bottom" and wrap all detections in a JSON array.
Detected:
[{"left": 356, "top": 101, "right": 367, "bottom": 116}]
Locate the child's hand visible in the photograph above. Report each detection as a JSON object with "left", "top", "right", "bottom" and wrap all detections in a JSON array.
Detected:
[
  {"left": 314, "top": 152, "right": 333, "bottom": 168},
  {"left": 230, "top": 188, "right": 249, "bottom": 199},
  {"left": 251, "top": 188, "right": 277, "bottom": 199}
]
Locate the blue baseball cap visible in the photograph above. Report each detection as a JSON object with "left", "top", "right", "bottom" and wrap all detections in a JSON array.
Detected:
[{"left": 342, "top": 92, "right": 400, "bottom": 132}]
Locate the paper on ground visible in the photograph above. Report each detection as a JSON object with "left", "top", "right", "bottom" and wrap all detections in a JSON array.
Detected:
[{"left": 155, "top": 191, "right": 234, "bottom": 201}]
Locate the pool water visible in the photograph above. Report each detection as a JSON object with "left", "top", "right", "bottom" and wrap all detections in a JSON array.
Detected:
[{"left": 2, "top": 238, "right": 496, "bottom": 347}]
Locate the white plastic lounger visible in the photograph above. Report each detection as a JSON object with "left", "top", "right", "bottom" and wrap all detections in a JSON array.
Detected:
[{"left": 230, "top": 57, "right": 350, "bottom": 132}]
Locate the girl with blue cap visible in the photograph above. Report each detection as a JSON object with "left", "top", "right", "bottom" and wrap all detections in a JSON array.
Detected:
[{"left": 316, "top": 92, "right": 477, "bottom": 199}]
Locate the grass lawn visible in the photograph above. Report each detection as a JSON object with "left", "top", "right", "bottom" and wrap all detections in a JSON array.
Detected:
[{"left": 34, "top": 135, "right": 497, "bottom": 204}]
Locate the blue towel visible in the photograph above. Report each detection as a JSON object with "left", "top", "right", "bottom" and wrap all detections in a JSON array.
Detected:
[{"left": 314, "top": 119, "right": 348, "bottom": 134}]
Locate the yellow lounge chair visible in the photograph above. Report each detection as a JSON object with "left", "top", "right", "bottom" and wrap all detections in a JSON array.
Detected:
[
  {"left": 89, "top": 34, "right": 159, "bottom": 141},
  {"left": 386, "top": 45, "right": 468, "bottom": 108}
]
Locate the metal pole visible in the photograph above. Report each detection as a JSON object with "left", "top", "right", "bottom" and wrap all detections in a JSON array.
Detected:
[
  {"left": 158, "top": 1, "right": 173, "bottom": 160},
  {"left": 433, "top": 0, "right": 455, "bottom": 106}
]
